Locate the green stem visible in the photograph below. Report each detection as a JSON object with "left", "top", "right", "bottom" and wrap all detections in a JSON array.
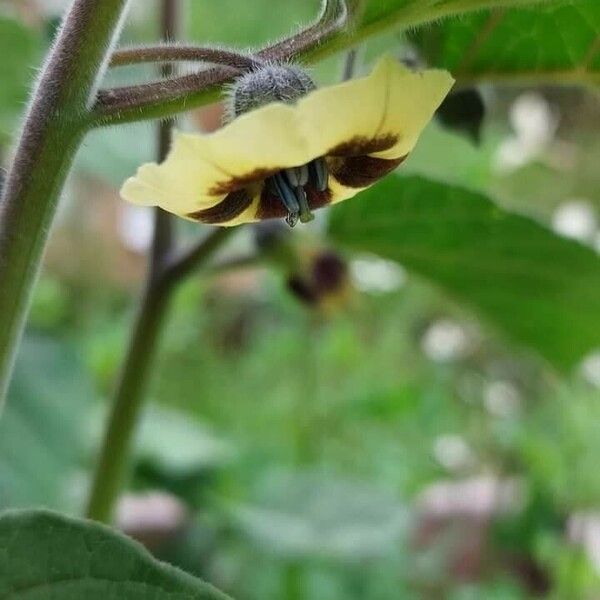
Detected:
[{"left": 0, "top": 0, "right": 130, "bottom": 409}]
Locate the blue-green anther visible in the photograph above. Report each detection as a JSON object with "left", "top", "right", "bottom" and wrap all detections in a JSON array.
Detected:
[
  {"left": 271, "top": 171, "right": 300, "bottom": 227},
  {"left": 309, "top": 158, "right": 329, "bottom": 192},
  {"left": 295, "top": 185, "right": 315, "bottom": 223}
]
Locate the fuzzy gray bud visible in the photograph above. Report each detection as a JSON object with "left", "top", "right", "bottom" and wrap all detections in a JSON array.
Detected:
[{"left": 227, "top": 64, "right": 316, "bottom": 120}]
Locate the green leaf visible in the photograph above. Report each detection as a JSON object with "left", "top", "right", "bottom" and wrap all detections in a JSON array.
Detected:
[
  {"left": 409, "top": 1, "right": 600, "bottom": 86},
  {"left": 329, "top": 175, "right": 600, "bottom": 369},
  {"left": 0, "top": 17, "right": 41, "bottom": 143},
  {"left": 0, "top": 509, "right": 232, "bottom": 599}
]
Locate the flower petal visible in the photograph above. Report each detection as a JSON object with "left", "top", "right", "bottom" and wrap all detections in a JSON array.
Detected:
[
  {"left": 120, "top": 134, "right": 228, "bottom": 215},
  {"left": 121, "top": 104, "right": 310, "bottom": 216},
  {"left": 370, "top": 58, "right": 455, "bottom": 160},
  {"left": 299, "top": 55, "right": 454, "bottom": 161}
]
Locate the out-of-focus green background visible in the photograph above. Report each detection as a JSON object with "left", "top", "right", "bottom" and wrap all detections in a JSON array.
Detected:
[{"left": 1, "top": 1, "right": 600, "bottom": 598}]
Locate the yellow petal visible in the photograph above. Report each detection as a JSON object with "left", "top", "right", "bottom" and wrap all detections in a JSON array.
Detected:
[
  {"left": 299, "top": 55, "right": 454, "bottom": 161},
  {"left": 189, "top": 102, "right": 309, "bottom": 178},
  {"left": 121, "top": 134, "right": 228, "bottom": 215},
  {"left": 370, "top": 57, "right": 455, "bottom": 160},
  {"left": 121, "top": 104, "right": 310, "bottom": 217},
  {"left": 328, "top": 176, "right": 360, "bottom": 205}
]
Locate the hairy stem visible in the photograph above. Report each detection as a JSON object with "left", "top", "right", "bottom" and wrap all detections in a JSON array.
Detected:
[
  {"left": 91, "top": 0, "right": 351, "bottom": 127},
  {"left": 0, "top": 0, "right": 130, "bottom": 409},
  {"left": 111, "top": 44, "right": 262, "bottom": 70}
]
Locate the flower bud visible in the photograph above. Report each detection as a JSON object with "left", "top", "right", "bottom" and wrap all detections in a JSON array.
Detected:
[{"left": 227, "top": 64, "right": 316, "bottom": 119}]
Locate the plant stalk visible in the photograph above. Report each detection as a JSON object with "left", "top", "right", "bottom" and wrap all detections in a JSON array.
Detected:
[{"left": 0, "top": 0, "right": 130, "bottom": 408}]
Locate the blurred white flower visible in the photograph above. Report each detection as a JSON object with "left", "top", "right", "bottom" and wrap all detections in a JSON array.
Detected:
[
  {"left": 552, "top": 200, "right": 597, "bottom": 243},
  {"left": 117, "top": 491, "right": 188, "bottom": 542},
  {"left": 433, "top": 434, "right": 475, "bottom": 472},
  {"left": 484, "top": 380, "right": 521, "bottom": 418},
  {"left": 580, "top": 351, "right": 600, "bottom": 388},
  {"left": 494, "top": 137, "right": 533, "bottom": 172},
  {"left": 421, "top": 319, "right": 472, "bottom": 363},
  {"left": 418, "top": 476, "right": 526, "bottom": 519},
  {"left": 350, "top": 256, "right": 406, "bottom": 294},
  {"left": 568, "top": 512, "right": 600, "bottom": 575},
  {"left": 510, "top": 92, "right": 558, "bottom": 149},
  {"left": 118, "top": 204, "right": 154, "bottom": 254},
  {"left": 494, "top": 92, "right": 559, "bottom": 173}
]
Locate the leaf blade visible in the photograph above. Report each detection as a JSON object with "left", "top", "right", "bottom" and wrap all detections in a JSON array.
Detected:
[
  {"left": 409, "top": 1, "right": 600, "bottom": 86},
  {"left": 329, "top": 175, "right": 600, "bottom": 368},
  {"left": 0, "top": 509, "right": 232, "bottom": 599}
]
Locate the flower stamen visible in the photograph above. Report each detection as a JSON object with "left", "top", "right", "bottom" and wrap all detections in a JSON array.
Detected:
[
  {"left": 269, "top": 171, "right": 302, "bottom": 227},
  {"left": 308, "top": 157, "right": 329, "bottom": 192},
  {"left": 267, "top": 158, "right": 330, "bottom": 227}
]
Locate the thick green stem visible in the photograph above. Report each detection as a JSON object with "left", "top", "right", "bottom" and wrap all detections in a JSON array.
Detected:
[{"left": 0, "top": 0, "right": 130, "bottom": 408}]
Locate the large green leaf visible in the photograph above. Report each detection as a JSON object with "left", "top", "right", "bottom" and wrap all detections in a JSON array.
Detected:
[
  {"left": 0, "top": 510, "right": 232, "bottom": 599},
  {"left": 409, "top": 1, "right": 600, "bottom": 86},
  {"left": 0, "top": 17, "right": 41, "bottom": 143},
  {"left": 329, "top": 175, "right": 600, "bottom": 369}
]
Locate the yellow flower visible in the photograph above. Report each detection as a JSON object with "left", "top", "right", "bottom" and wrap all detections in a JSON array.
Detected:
[{"left": 121, "top": 56, "right": 453, "bottom": 227}]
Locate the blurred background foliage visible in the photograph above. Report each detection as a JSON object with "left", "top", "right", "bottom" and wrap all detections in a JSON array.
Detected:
[{"left": 1, "top": 0, "right": 600, "bottom": 598}]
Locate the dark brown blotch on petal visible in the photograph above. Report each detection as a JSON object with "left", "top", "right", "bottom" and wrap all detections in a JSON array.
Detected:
[
  {"left": 209, "top": 167, "right": 281, "bottom": 195},
  {"left": 256, "top": 184, "right": 332, "bottom": 220},
  {"left": 187, "top": 188, "right": 254, "bottom": 224},
  {"left": 329, "top": 154, "right": 407, "bottom": 189},
  {"left": 328, "top": 134, "right": 399, "bottom": 157}
]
